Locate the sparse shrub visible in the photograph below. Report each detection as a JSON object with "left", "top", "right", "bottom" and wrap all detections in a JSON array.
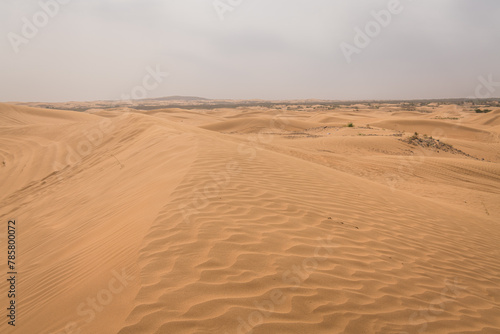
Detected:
[
  {"left": 347, "top": 123, "right": 354, "bottom": 128},
  {"left": 475, "top": 108, "right": 492, "bottom": 113}
]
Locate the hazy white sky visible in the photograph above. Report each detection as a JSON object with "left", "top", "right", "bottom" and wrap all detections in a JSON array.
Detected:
[{"left": 1, "top": 0, "right": 499, "bottom": 102}]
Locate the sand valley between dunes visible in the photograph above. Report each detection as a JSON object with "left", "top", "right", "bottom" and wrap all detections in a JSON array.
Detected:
[{"left": 0, "top": 101, "right": 499, "bottom": 334}]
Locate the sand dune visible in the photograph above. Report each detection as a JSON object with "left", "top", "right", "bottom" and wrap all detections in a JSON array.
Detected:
[
  {"left": 0, "top": 103, "right": 97, "bottom": 125},
  {"left": 372, "top": 119, "right": 494, "bottom": 142},
  {"left": 472, "top": 110, "right": 500, "bottom": 127},
  {"left": 201, "top": 117, "right": 321, "bottom": 134},
  {"left": 1, "top": 102, "right": 499, "bottom": 334}
]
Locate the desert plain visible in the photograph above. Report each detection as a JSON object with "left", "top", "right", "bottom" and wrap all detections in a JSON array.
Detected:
[{"left": 0, "top": 98, "right": 499, "bottom": 334}]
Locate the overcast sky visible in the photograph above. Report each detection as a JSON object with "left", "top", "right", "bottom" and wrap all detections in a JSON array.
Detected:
[{"left": 1, "top": 0, "right": 499, "bottom": 102}]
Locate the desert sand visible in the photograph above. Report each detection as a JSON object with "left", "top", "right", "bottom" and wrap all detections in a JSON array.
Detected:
[{"left": 1, "top": 100, "right": 499, "bottom": 334}]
